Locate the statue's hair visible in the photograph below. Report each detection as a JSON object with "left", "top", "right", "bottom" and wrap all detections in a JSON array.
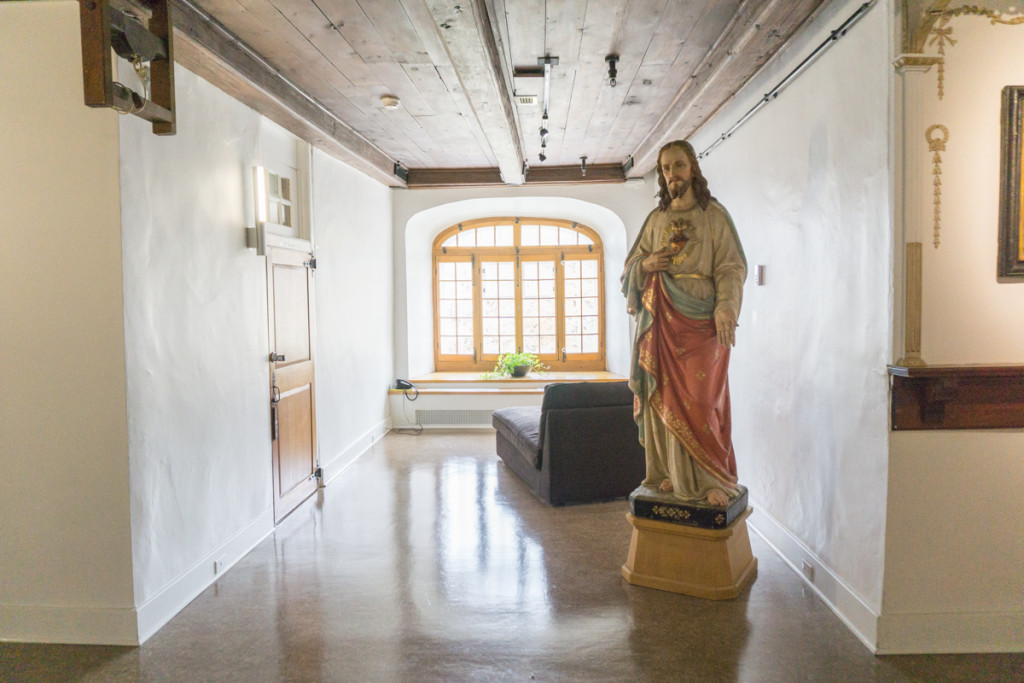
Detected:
[{"left": 656, "top": 140, "right": 712, "bottom": 211}]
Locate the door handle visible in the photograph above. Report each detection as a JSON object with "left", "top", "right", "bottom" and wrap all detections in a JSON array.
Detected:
[{"left": 270, "top": 352, "right": 286, "bottom": 362}]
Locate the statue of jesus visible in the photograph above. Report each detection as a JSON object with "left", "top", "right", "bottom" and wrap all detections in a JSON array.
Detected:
[{"left": 621, "top": 140, "right": 747, "bottom": 508}]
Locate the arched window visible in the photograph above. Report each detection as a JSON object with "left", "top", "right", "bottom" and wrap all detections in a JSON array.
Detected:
[{"left": 433, "top": 217, "right": 605, "bottom": 372}]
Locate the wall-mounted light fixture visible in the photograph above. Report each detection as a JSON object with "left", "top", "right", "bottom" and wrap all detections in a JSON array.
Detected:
[{"left": 605, "top": 54, "right": 619, "bottom": 87}]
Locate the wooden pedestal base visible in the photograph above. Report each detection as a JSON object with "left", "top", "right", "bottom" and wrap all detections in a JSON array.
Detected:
[{"left": 621, "top": 507, "right": 757, "bottom": 599}]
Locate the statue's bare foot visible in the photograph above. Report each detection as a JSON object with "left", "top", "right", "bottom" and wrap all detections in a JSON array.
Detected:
[
  {"left": 658, "top": 479, "right": 674, "bottom": 493},
  {"left": 706, "top": 489, "right": 730, "bottom": 507}
]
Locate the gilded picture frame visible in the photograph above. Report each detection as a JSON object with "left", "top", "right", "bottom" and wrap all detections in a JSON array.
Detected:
[{"left": 998, "top": 85, "right": 1024, "bottom": 281}]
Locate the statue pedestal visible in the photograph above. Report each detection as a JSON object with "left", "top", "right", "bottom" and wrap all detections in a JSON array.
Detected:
[{"left": 621, "top": 506, "right": 757, "bottom": 599}]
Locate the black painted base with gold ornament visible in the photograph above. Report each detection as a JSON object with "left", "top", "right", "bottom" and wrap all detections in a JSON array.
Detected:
[{"left": 628, "top": 485, "right": 748, "bottom": 530}]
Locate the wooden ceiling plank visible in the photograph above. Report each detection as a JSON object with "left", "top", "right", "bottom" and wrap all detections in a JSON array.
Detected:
[
  {"left": 368, "top": 61, "right": 437, "bottom": 117},
  {"left": 308, "top": 0, "right": 393, "bottom": 67},
  {"left": 264, "top": 0, "right": 379, "bottom": 87},
  {"left": 355, "top": 0, "right": 431, "bottom": 63},
  {"left": 542, "top": 0, "right": 587, "bottom": 68},
  {"left": 398, "top": 0, "right": 456, "bottom": 65},
  {"left": 401, "top": 64, "right": 461, "bottom": 116},
  {"left": 425, "top": 0, "right": 524, "bottom": 183},
  {"left": 557, "top": 0, "right": 627, "bottom": 164},
  {"left": 630, "top": 0, "right": 825, "bottom": 175},
  {"left": 642, "top": 0, "right": 732, "bottom": 66},
  {"left": 502, "top": 0, "right": 546, "bottom": 68},
  {"left": 171, "top": 0, "right": 402, "bottom": 185},
  {"left": 436, "top": 64, "right": 501, "bottom": 167}
]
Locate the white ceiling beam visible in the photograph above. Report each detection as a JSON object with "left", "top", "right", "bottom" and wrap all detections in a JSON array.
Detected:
[{"left": 423, "top": 0, "right": 525, "bottom": 184}]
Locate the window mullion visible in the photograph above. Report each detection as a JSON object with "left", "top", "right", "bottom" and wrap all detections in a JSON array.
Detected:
[
  {"left": 473, "top": 251, "right": 482, "bottom": 366},
  {"left": 555, "top": 258, "right": 566, "bottom": 366},
  {"left": 514, "top": 256, "right": 523, "bottom": 354}
]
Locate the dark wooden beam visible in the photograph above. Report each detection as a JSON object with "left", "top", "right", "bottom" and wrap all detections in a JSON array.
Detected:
[
  {"left": 406, "top": 163, "right": 626, "bottom": 189},
  {"left": 406, "top": 168, "right": 504, "bottom": 188},
  {"left": 525, "top": 164, "right": 625, "bottom": 184}
]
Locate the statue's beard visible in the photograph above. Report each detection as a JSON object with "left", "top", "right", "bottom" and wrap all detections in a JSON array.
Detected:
[{"left": 667, "top": 178, "right": 691, "bottom": 199}]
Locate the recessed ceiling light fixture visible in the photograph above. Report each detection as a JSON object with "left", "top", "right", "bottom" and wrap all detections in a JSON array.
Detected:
[{"left": 380, "top": 95, "right": 401, "bottom": 110}]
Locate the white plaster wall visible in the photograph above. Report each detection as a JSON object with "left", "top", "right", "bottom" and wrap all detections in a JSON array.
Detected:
[
  {"left": 118, "top": 66, "right": 272, "bottom": 610},
  {"left": 312, "top": 148, "right": 394, "bottom": 474},
  {"left": 0, "top": 2, "right": 136, "bottom": 643},
  {"left": 881, "top": 16, "right": 1024, "bottom": 653},
  {"left": 392, "top": 181, "right": 657, "bottom": 379},
  {"left": 689, "top": 0, "right": 893, "bottom": 617}
]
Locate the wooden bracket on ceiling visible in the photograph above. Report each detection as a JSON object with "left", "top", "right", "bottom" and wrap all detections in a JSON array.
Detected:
[{"left": 79, "top": 0, "right": 176, "bottom": 134}]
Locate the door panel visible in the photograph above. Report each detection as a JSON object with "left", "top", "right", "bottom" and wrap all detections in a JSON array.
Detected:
[{"left": 267, "top": 247, "right": 318, "bottom": 523}]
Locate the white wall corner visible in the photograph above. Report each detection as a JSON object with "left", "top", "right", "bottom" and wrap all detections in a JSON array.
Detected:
[
  {"left": 748, "top": 502, "right": 881, "bottom": 653},
  {"left": 320, "top": 419, "right": 390, "bottom": 487},
  {"left": 876, "top": 611, "right": 1024, "bottom": 654},
  {"left": 134, "top": 509, "right": 274, "bottom": 644}
]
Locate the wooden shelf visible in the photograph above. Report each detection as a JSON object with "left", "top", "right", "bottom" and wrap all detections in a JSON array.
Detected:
[{"left": 888, "top": 364, "right": 1024, "bottom": 430}]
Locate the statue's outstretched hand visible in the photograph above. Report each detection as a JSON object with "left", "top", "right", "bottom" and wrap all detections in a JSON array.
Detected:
[{"left": 714, "top": 309, "right": 737, "bottom": 347}]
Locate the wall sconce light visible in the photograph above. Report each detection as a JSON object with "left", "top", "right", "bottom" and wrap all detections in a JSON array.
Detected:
[{"left": 605, "top": 54, "right": 619, "bottom": 87}]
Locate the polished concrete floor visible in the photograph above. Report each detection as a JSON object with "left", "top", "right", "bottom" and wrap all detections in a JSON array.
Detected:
[{"left": 3, "top": 430, "right": 1022, "bottom": 682}]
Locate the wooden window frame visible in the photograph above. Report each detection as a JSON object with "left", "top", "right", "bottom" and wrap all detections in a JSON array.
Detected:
[{"left": 432, "top": 218, "right": 605, "bottom": 372}]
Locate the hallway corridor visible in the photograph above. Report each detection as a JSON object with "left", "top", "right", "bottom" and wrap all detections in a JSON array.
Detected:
[{"left": 2, "top": 430, "right": 1021, "bottom": 681}]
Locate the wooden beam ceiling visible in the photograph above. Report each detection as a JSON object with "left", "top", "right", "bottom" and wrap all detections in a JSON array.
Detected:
[
  {"left": 101, "top": 0, "right": 835, "bottom": 188},
  {"left": 422, "top": 0, "right": 525, "bottom": 184}
]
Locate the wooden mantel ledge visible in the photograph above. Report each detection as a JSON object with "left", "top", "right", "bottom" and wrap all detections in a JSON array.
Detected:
[
  {"left": 888, "top": 364, "right": 1024, "bottom": 378},
  {"left": 887, "top": 363, "right": 1024, "bottom": 430}
]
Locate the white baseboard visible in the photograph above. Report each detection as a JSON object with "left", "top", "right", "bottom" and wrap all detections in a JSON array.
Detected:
[
  {"left": 0, "top": 603, "right": 139, "bottom": 646},
  {"left": 319, "top": 419, "right": 389, "bottom": 486},
  {"left": 747, "top": 500, "right": 880, "bottom": 653},
  {"left": 135, "top": 509, "right": 275, "bottom": 644},
  {"left": 876, "top": 611, "right": 1024, "bottom": 654}
]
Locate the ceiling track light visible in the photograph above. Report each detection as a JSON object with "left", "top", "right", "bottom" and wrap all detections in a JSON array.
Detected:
[
  {"left": 536, "top": 56, "right": 558, "bottom": 163},
  {"left": 605, "top": 54, "right": 618, "bottom": 87}
]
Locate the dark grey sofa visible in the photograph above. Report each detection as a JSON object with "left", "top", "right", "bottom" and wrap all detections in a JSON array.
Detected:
[{"left": 492, "top": 381, "right": 646, "bottom": 505}]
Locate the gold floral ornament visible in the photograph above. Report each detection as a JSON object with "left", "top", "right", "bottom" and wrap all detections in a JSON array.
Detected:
[
  {"left": 926, "top": 124, "right": 949, "bottom": 248},
  {"left": 927, "top": 18, "right": 956, "bottom": 99}
]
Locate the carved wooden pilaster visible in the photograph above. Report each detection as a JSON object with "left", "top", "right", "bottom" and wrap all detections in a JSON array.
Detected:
[{"left": 893, "top": 55, "right": 940, "bottom": 367}]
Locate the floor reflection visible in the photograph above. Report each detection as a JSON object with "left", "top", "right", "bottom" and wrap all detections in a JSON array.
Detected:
[{"left": 2, "top": 430, "right": 1023, "bottom": 681}]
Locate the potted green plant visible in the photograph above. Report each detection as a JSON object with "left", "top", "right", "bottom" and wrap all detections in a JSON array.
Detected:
[{"left": 482, "top": 352, "right": 548, "bottom": 379}]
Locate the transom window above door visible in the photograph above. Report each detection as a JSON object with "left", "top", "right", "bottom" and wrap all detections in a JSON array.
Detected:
[{"left": 433, "top": 218, "right": 605, "bottom": 372}]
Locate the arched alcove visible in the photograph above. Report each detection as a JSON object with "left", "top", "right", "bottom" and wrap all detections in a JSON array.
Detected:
[{"left": 402, "top": 196, "right": 632, "bottom": 378}]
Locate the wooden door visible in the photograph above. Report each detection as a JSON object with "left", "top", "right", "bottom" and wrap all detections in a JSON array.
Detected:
[{"left": 266, "top": 247, "right": 318, "bottom": 523}]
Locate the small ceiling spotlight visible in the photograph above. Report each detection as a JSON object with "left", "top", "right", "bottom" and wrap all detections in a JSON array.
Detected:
[
  {"left": 380, "top": 94, "right": 401, "bottom": 110},
  {"left": 580, "top": 155, "right": 587, "bottom": 177},
  {"left": 605, "top": 54, "right": 619, "bottom": 87}
]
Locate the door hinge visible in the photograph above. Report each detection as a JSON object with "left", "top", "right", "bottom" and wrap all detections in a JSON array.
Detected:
[
  {"left": 313, "top": 466, "right": 323, "bottom": 481},
  {"left": 304, "top": 257, "right": 317, "bottom": 270}
]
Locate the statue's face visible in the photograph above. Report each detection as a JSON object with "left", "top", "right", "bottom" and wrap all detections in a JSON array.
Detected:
[{"left": 659, "top": 147, "right": 693, "bottom": 199}]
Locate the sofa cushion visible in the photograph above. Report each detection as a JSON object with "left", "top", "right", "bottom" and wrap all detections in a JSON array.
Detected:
[
  {"left": 492, "top": 405, "right": 542, "bottom": 469},
  {"left": 540, "top": 381, "right": 633, "bottom": 411}
]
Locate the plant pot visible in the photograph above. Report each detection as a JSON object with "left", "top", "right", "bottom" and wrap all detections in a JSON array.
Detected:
[{"left": 511, "top": 364, "right": 532, "bottom": 378}]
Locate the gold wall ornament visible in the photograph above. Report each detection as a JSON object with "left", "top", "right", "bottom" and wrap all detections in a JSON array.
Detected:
[
  {"left": 931, "top": 5, "right": 1024, "bottom": 25},
  {"left": 927, "top": 18, "right": 956, "bottom": 99},
  {"left": 926, "top": 124, "right": 950, "bottom": 248}
]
